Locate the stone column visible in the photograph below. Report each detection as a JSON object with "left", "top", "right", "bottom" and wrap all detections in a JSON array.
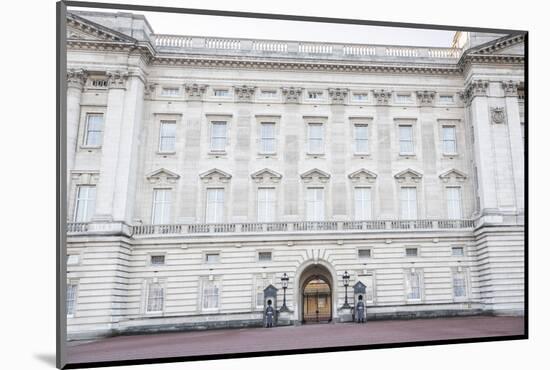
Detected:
[
  {"left": 66, "top": 69, "right": 87, "bottom": 182},
  {"left": 465, "top": 80, "right": 499, "bottom": 213},
  {"left": 502, "top": 80, "right": 524, "bottom": 213},
  {"left": 93, "top": 71, "right": 129, "bottom": 222}
]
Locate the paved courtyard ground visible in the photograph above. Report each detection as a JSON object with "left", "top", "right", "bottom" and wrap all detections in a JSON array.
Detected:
[{"left": 66, "top": 316, "right": 524, "bottom": 365}]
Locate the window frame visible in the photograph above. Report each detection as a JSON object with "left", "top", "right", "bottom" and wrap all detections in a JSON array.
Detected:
[
  {"left": 307, "top": 122, "right": 325, "bottom": 155},
  {"left": 150, "top": 254, "right": 166, "bottom": 266},
  {"left": 452, "top": 268, "right": 468, "bottom": 300},
  {"left": 151, "top": 188, "right": 172, "bottom": 225},
  {"left": 357, "top": 248, "right": 372, "bottom": 259},
  {"left": 201, "top": 278, "right": 221, "bottom": 312},
  {"left": 257, "top": 251, "right": 273, "bottom": 263},
  {"left": 353, "top": 123, "right": 370, "bottom": 155},
  {"left": 306, "top": 187, "right": 325, "bottom": 221},
  {"left": 405, "top": 269, "right": 423, "bottom": 302},
  {"left": 405, "top": 247, "right": 419, "bottom": 257},
  {"left": 257, "top": 187, "right": 276, "bottom": 222},
  {"left": 446, "top": 186, "right": 463, "bottom": 219},
  {"left": 158, "top": 120, "right": 177, "bottom": 154},
  {"left": 259, "top": 122, "right": 277, "bottom": 155},
  {"left": 145, "top": 280, "right": 165, "bottom": 314},
  {"left": 82, "top": 112, "right": 105, "bottom": 148},
  {"left": 451, "top": 246, "right": 465, "bottom": 257},
  {"left": 205, "top": 252, "right": 221, "bottom": 264},
  {"left": 66, "top": 281, "right": 79, "bottom": 318},
  {"left": 73, "top": 185, "right": 96, "bottom": 222},
  {"left": 160, "top": 86, "right": 181, "bottom": 97},
  {"left": 441, "top": 125, "right": 458, "bottom": 155},
  {"left": 400, "top": 186, "right": 418, "bottom": 220},
  {"left": 398, "top": 124, "right": 415, "bottom": 155},
  {"left": 209, "top": 120, "right": 228, "bottom": 153},
  {"left": 354, "top": 186, "right": 372, "bottom": 220},
  {"left": 205, "top": 187, "right": 225, "bottom": 223}
]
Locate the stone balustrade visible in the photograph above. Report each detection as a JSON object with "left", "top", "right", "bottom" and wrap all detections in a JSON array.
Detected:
[
  {"left": 67, "top": 219, "right": 475, "bottom": 237},
  {"left": 152, "top": 34, "right": 462, "bottom": 63}
]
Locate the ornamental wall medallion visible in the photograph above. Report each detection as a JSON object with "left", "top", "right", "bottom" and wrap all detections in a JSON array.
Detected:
[{"left": 491, "top": 107, "right": 506, "bottom": 124}]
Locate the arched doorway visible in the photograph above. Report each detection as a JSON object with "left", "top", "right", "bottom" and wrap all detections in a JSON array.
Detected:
[{"left": 299, "top": 264, "right": 334, "bottom": 324}]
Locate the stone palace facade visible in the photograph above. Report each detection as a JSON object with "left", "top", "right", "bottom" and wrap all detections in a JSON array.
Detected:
[{"left": 65, "top": 10, "right": 525, "bottom": 340}]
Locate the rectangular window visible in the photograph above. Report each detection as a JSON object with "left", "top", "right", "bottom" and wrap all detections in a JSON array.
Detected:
[
  {"left": 161, "top": 87, "right": 180, "bottom": 96},
  {"left": 308, "top": 123, "right": 324, "bottom": 154},
  {"left": 150, "top": 255, "right": 165, "bottom": 265},
  {"left": 260, "top": 123, "right": 276, "bottom": 154},
  {"left": 354, "top": 187, "right": 372, "bottom": 220},
  {"left": 66, "top": 283, "right": 78, "bottom": 316},
  {"left": 405, "top": 271, "right": 421, "bottom": 300},
  {"left": 159, "top": 121, "right": 176, "bottom": 153},
  {"left": 146, "top": 282, "right": 164, "bottom": 313},
  {"left": 257, "top": 188, "right": 276, "bottom": 222},
  {"left": 400, "top": 187, "right": 417, "bottom": 219},
  {"left": 446, "top": 187, "right": 462, "bottom": 219},
  {"left": 308, "top": 91, "right": 323, "bottom": 99},
  {"left": 205, "top": 188, "right": 224, "bottom": 223},
  {"left": 202, "top": 280, "right": 220, "bottom": 310},
  {"left": 440, "top": 95, "right": 454, "bottom": 103},
  {"left": 352, "top": 93, "right": 368, "bottom": 102},
  {"left": 74, "top": 185, "right": 96, "bottom": 222},
  {"left": 452, "top": 271, "right": 467, "bottom": 298},
  {"left": 354, "top": 124, "right": 369, "bottom": 153},
  {"left": 406, "top": 247, "right": 418, "bottom": 257},
  {"left": 151, "top": 189, "right": 171, "bottom": 224},
  {"left": 261, "top": 90, "right": 277, "bottom": 98},
  {"left": 213, "top": 89, "right": 229, "bottom": 97},
  {"left": 67, "top": 255, "right": 79, "bottom": 265},
  {"left": 84, "top": 113, "right": 104, "bottom": 146},
  {"left": 358, "top": 249, "right": 371, "bottom": 258},
  {"left": 396, "top": 94, "right": 412, "bottom": 103},
  {"left": 306, "top": 187, "right": 325, "bottom": 221},
  {"left": 205, "top": 253, "right": 220, "bottom": 263},
  {"left": 442, "top": 126, "right": 457, "bottom": 154},
  {"left": 210, "top": 121, "right": 227, "bottom": 152},
  {"left": 399, "top": 125, "right": 414, "bottom": 154},
  {"left": 258, "top": 251, "right": 272, "bottom": 262},
  {"left": 452, "top": 246, "right": 464, "bottom": 257}
]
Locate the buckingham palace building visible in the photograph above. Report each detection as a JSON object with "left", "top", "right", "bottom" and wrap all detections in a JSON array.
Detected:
[{"left": 65, "top": 10, "right": 525, "bottom": 341}]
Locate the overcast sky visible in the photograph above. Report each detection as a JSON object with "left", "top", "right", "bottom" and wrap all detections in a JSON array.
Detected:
[{"left": 71, "top": 7, "right": 457, "bottom": 47}]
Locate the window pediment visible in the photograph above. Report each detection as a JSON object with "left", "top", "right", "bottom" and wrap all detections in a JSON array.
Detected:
[
  {"left": 394, "top": 168, "right": 423, "bottom": 183},
  {"left": 439, "top": 168, "right": 467, "bottom": 183},
  {"left": 251, "top": 168, "right": 282, "bottom": 183},
  {"left": 70, "top": 170, "right": 100, "bottom": 185},
  {"left": 200, "top": 168, "right": 232, "bottom": 183},
  {"left": 146, "top": 168, "right": 180, "bottom": 184},
  {"left": 348, "top": 168, "right": 378, "bottom": 183},
  {"left": 300, "top": 168, "right": 330, "bottom": 183}
]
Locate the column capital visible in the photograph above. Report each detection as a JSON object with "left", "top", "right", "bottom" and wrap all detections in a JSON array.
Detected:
[
  {"left": 234, "top": 85, "right": 256, "bottom": 102},
  {"left": 372, "top": 89, "right": 392, "bottom": 105},
  {"left": 502, "top": 80, "right": 520, "bottom": 97},
  {"left": 328, "top": 88, "right": 349, "bottom": 104},
  {"left": 281, "top": 86, "right": 302, "bottom": 103},
  {"left": 184, "top": 83, "right": 208, "bottom": 100},
  {"left": 416, "top": 90, "right": 436, "bottom": 106},
  {"left": 106, "top": 71, "right": 129, "bottom": 90},
  {"left": 67, "top": 68, "right": 88, "bottom": 90},
  {"left": 459, "top": 79, "right": 489, "bottom": 106}
]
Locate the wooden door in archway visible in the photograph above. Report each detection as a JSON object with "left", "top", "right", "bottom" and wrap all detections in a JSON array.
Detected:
[{"left": 302, "top": 278, "right": 332, "bottom": 323}]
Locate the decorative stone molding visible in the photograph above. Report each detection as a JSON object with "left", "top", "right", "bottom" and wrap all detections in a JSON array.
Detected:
[
  {"left": 328, "top": 88, "right": 349, "bottom": 104},
  {"left": 394, "top": 168, "right": 423, "bottom": 183},
  {"left": 281, "top": 87, "right": 303, "bottom": 103},
  {"left": 146, "top": 168, "right": 180, "bottom": 184},
  {"left": 70, "top": 170, "right": 99, "bottom": 185},
  {"left": 67, "top": 69, "right": 88, "bottom": 89},
  {"left": 459, "top": 79, "right": 488, "bottom": 105},
  {"left": 372, "top": 90, "right": 392, "bottom": 105},
  {"left": 490, "top": 107, "right": 506, "bottom": 124},
  {"left": 439, "top": 169, "right": 467, "bottom": 183},
  {"left": 106, "top": 71, "right": 128, "bottom": 89},
  {"left": 502, "top": 80, "right": 520, "bottom": 97},
  {"left": 199, "top": 168, "right": 232, "bottom": 183},
  {"left": 300, "top": 168, "right": 331, "bottom": 183},
  {"left": 250, "top": 168, "right": 282, "bottom": 183},
  {"left": 184, "top": 83, "right": 208, "bottom": 100},
  {"left": 144, "top": 83, "right": 158, "bottom": 100},
  {"left": 348, "top": 168, "right": 378, "bottom": 183},
  {"left": 416, "top": 90, "right": 436, "bottom": 106},
  {"left": 234, "top": 85, "right": 257, "bottom": 102}
]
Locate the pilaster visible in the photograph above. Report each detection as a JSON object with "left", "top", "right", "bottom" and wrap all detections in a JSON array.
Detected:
[{"left": 66, "top": 69, "right": 88, "bottom": 185}]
